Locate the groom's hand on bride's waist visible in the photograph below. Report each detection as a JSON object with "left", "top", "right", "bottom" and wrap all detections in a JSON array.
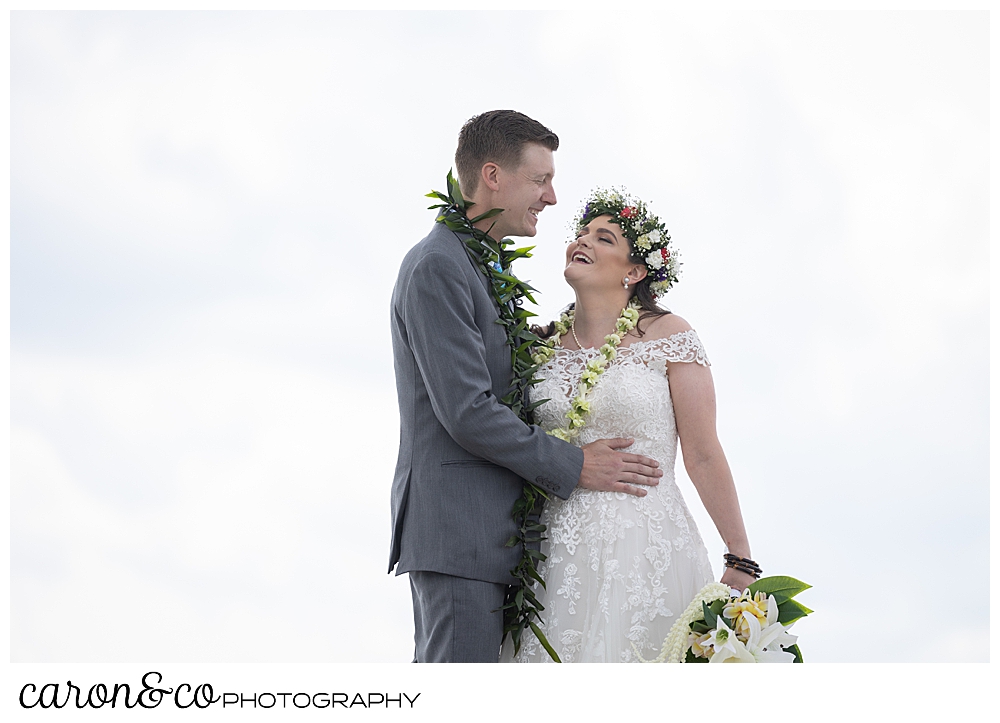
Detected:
[{"left": 577, "top": 438, "right": 662, "bottom": 498}]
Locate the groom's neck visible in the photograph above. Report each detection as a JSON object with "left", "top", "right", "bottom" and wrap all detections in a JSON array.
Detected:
[{"left": 467, "top": 195, "right": 508, "bottom": 240}]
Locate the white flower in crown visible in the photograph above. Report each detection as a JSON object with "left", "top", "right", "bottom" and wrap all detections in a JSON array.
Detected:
[
  {"left": 636, "top": 234, "right": 652, "bottom": 251},
  {"left": 648, "top": 229, "right": 661, "bottom": 246},
  {"left": 650, "top": 280, "right": 671, "bottom": 296},
  {"left": 646, "top": 249, "right": 664, "bottom": 270}
]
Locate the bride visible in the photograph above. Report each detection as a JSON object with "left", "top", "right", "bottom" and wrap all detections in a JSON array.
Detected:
[{"left": 502, "top": 188, "right": 758, "bottom": 663}]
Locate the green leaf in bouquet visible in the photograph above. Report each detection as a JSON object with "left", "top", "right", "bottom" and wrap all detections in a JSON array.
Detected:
[
  {"left": 783, "top": 643, "right": 803, "bottom": 663},
  {"left": 777, "top": 598, "right": 813, "bottom": 625},
  {"left": 690, "top": 620, "right": 713, "bottom": 635},
  {"left": 701, "top": 601, "right": 718, "bottom": 629},
  {"left": 748, "top": 575, "right": 811, "bottom": 600},
  {"left": 708, "top": 599, "right": 726, "bottom": 616}
]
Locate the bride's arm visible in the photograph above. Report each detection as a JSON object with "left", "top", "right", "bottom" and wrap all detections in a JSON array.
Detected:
[
  {"left": 668, "top": 360, "right": 755, "bottom": 590},
  {"left": 647, "top": 315, "right": 756, "bottom": 591}
]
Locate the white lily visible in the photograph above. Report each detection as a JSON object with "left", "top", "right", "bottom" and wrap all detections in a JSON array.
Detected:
[
  {"left": 707, "top": 616, "right": 755, "bottom": 663},
  {"left": 740, "top": 608, "right": 797, "bottom": 663},
  {"left": 761, "top": 593, "right": 799, "bottom": 651}
]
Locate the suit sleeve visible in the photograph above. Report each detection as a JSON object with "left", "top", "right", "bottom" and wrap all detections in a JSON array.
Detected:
[{"left": 400, "top": 248, "right": 582, "bottom": 499}]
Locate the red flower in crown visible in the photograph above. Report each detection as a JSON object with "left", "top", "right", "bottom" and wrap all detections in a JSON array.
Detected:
[
  {"left": 660, "top": 248, "right": 670, "bottom": 261},
  {"left": 620, "top": 206, "right": 636, "bottom": 219}
]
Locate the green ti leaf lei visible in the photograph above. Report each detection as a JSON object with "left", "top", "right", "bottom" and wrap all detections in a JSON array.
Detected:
[{"left": 426, "top": 171, "right": 561, "bottom": 662}]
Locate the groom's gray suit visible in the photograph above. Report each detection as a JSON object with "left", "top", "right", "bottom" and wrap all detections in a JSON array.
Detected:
[{"left": 389, "top": 218, "right": 584, "bottom": 662}]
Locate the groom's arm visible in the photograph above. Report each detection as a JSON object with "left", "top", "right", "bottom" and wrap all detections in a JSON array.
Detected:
[{"left": 401, "top": 248, "right": 582, "bottom": 499}]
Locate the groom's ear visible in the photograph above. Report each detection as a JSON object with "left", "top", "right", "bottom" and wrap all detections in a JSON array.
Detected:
[{"left": 480, "top": 162, "right": 502, "bottom": 193}]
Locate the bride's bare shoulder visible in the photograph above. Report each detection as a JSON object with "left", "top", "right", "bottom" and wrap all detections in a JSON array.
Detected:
[{"left": 640, "top": 311, "right": 694, "bottom": 341}]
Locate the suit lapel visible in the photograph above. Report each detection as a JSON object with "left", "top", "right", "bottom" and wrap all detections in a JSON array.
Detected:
[{"left": 442, "top": 226, "right": 500, "bottom": 311}]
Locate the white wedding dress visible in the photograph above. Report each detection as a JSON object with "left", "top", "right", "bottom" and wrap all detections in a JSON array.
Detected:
[{"left": 501, "top": 329, "right": 716, "bottom": 663}]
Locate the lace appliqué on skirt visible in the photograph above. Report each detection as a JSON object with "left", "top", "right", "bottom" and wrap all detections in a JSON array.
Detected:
[{"left": 501, "top": 330, "right": 715, "bottom": 664}]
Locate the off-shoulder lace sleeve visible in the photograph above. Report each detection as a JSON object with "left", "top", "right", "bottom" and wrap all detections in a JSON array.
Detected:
[
  {"left": 636, "top": 329, "right": 711, "bottom": 371},
  {"left": 662, "top": 329, "right": 710, "bottom": 366}
]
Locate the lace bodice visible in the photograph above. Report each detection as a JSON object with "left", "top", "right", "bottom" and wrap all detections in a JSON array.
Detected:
[
  {"left": 504, "top": 329, "right": 715, "bottom": 663},
  {"left": 534, "top": 330, "right": 710, "bottom": 469}
]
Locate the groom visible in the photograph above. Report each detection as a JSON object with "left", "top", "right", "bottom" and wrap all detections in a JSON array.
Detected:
[{"left": 389, "top": 110, "right": 663, "bottom": 663}]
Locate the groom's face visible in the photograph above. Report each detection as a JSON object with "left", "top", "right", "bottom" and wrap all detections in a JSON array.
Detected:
[{"left": 493, "top": 143, "right": 556, "bottom": 238}]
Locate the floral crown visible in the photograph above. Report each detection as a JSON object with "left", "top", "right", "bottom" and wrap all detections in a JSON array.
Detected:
[{"left": 574, "top": 187, "right": 680, "bottom": 298}]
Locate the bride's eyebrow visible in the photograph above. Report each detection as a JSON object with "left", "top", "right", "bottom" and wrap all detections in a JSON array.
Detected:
[{"left": 596, "top": 226, "right": 619, "bottom": 241}]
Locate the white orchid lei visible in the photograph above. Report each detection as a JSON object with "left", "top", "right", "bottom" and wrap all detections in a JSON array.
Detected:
[
  {"left": 636, "top": 576, "right": 813, "bottom": 663},
  {"left": 530, "top": 301, "right": 641, "bottom": 441}
]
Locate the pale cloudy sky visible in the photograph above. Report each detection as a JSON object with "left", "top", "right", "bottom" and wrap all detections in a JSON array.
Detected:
[{"left": 10, "top": 9, "right": 989, "bottom": 666}]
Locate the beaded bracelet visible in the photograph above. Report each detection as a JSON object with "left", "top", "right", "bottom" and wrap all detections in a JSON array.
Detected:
[
  {"left": 723, "top": 553, "right": 762, "bottom": 579},
  {"left": 724, "top": 554, "right": 761, "bottom": 571}
]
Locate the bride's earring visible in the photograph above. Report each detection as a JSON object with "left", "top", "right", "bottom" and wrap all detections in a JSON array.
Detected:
[{"left": 623, "top": 276, "right": 630, "bottom": 290}]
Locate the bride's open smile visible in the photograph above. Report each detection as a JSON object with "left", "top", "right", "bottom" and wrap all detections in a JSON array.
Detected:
[{"left": 564, "top": 213, "right": 646, "bottom": 294}]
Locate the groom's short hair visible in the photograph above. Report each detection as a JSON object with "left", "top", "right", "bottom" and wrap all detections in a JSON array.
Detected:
[{"left": 455, "top": 110, "right": 559, "bottom": 196}]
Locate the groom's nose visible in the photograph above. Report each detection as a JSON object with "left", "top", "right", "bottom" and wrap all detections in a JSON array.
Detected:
[{"left": 541, "top": 181, "right": 556, "bottom": 206}]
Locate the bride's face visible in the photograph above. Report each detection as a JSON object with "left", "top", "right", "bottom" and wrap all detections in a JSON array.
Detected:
[{"left": 564, "top": 214, "right": 644, "bottom": 293}]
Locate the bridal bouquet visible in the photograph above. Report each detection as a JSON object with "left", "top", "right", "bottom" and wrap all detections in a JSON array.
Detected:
[{"left": 641, "top": 576, "right": 812, "bottom": 663}]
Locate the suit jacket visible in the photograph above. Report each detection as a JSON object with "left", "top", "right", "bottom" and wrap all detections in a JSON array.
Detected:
[{"left": 388, "top": 219, "right": 584, "bottom": 585}]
